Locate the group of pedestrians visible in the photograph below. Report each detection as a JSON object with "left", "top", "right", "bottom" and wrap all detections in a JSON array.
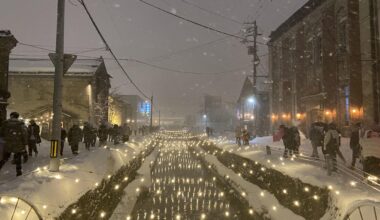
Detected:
[
  {"left": 279, "top": 125, "right": 301, "bottom": 158},
  {"left": 235, "top": 126, "right": 251, "bottom": 146},
  {"left": 0, "top": 111, "right": 143, "bottom": 176},
  {"left": 309, "top": 122, "right": 361, "bottom": 174},
  {"left": 65, "top": 122, "right": 135, "bottom": 155},
  {"left": 0, "top": 112, "right": 41, "bottom": 176}
]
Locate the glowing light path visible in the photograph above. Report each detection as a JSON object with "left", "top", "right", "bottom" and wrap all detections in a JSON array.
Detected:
[{"left": 131, "top": 133, "right": 241, "bottom": 219}]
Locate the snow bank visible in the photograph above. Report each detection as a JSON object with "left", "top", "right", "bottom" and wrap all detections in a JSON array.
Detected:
[
  {"left": 212, "top": 135, "right": 380, "bottom": 220},
  {"left": 110, "top": 148, "right": 158, "bottom": 220},
  {"left": 203, "top": 152, "right": 304, "bottom": 220},
  {"left": 0, "top": 139, "right": 145, "bottom": 219}
]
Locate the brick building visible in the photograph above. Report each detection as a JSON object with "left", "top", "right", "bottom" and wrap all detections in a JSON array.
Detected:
[
  {"left": 8, "top": 58, "right": 111, "bottom": 137},
  {"left": 359, "top": 0, "right": 380, "bottom": 129},
  {"left": 269, "top": 0, "right": 362, "bottom": 134}
]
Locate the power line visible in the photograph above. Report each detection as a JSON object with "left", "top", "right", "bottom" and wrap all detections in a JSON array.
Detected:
[
  {"left": 77, "top": 0, "right": 150, "bottom": 99},
  {"left": 138, "top": 0, "right": 248, "bottom": 41},
  {"left": 178, "top": 0, "right": 243, "bottom": 25},
  {"left": 18, "top": 41, "right": 106, "bottom": 54},
  {"left": 145, "top": 35, "right": 231, "bottom": 62},
  {"left": 9, "top": 55, "right": 256, "bottom": 76},
  {"left": 138, "top": 0, "right": 322, "bottom": 56},
  {"left": 18, "top": 42, "right": 55, "bottom": 52},
  {"left": 127, "top": 59, "right": 252, "bottom": 75}
]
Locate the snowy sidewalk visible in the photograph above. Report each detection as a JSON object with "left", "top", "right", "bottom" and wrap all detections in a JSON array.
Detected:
[{"left": 0, "top": 137, "right": 147, "bottom": 219}]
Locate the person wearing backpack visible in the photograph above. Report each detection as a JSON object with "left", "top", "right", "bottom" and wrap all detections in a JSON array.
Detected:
[
  {"left": 27, "top": 120, "right": 41, "bottom": 157},
  {"left": 0, "top": 112, "right": 28, "bottom": 176},
  {"left": 323, "top": 123, "right": 340, "bottom": 175}
]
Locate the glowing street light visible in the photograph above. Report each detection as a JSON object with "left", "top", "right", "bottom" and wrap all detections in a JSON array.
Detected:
[{"left": 247, "top": 97, "right": 255, "bottom": 104}]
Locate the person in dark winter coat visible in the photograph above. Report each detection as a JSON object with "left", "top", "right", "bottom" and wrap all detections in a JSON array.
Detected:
[
  {"left": 242, "top": 129, "right": 250, "bottom": 146},
  {"left": 27, "top": 120, "right": 41, "bottom": 157},
  {"left": 309, "top": 123, "right": 325, "bottom": 158},
  {"left": 82, "top": 123, "right": 92, "bottom": 151},
  {"left": 280, "top": 125, "right": 293, "bottom": 158},
  {"left": 112, "top": 124, "right": 120, "bottom": 145},
  {"left": 108, "top": 127, "right": 114, "bottom": 142},
  {"left": 324, "top": 123, "right": 340, "bottom": 175},
  {"left": 68, "top": 124, "right": 83, "bottom": 155},
  {"left": 90, "top": 127, "right": 97, "bottom": 147},
  {"left": 98, "top": 123, "right": 108, "bottom": 147},
  {"left": 290, "top": 126, "right": 301, "bottom": 155},
  {"left": 121, "top": 123, "right": 131, "bottom": 142},
  {"left": 0, "top": 112, "right": 28, "bottom": 176},
  {"left": 350, "top": 123, "right": 362, "bottom": 168},
  {"left": 235, "top": 126, "right": 242, "bottom": 146},
  {"left": 60, "top": 127, "right": 67, "bottom": 156}
]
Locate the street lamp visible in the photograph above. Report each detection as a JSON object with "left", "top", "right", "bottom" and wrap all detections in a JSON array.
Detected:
[
  {"left": 203, "top": 114, "right": 208, "bottom": 128},
  {"left": 248, "top": 97, "right": 255, "bottom": 104}
]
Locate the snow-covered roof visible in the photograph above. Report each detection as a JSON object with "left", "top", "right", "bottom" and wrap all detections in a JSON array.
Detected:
[
  {"left": 9, "top": 58, "right": 103, "bottom": 75},
  {"left": 0, "top": 30, "right": 12, "bottom": 37}
]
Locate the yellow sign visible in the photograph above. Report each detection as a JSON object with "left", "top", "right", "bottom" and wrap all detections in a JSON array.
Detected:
[{"left": 50, "top": 140, "right": 59, "bottom": 158}]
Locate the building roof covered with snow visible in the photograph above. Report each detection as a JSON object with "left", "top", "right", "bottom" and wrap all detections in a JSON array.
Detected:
[
  {"left": 9, "top": 57, "right": 109, "bottom": 77},
  {"left": 269, "top": 0, "right": 327, "bottom": 43}
]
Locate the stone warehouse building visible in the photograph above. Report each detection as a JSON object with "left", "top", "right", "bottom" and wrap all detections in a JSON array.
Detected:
[
  {"left": 108, "top": 94, "right": 131, "bottom": 126},
  {"left": 8, "top": 58, "right": 111, "bottom": 137},
  {"left": 269, "top": 0, "right": 363, "bottom": 134}
]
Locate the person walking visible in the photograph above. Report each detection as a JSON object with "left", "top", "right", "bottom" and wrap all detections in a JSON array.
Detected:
[
  {"left": 108, "top": 126, "right": 113, "bottom": 142},
  {"left": 121, "top": 123, "right": 131, "bottom": 142},
  {"left": 309, "top": 123, "right": 325, "bottom": 158},
  {"left": 90, "top": 127, "right": 97, "bottom": 147},
  {"left": 323, "top": 123, "right": 340, "bottom": 175},
  {"left": 68, "top": 124, "right": 83, "bottom": 155},
  {"left": 0, "top": 112, "right": 28, "bottom": 176},
  {"left": 350, "top": 122, "right": 362, "bottom": 169},
  {"left": 82, "top": 122, "right": 92, "bottom": 151},
  {"left": 291, "top": 126, "right": 301, "bottom": 155},
  {"left": 235, "top": 126, "right": 242, "bottom": 146},
  {"left": 112, "top": 124, "right": 120, "bottom": 145},
  {"left": 242, "top": 129, "right": 250, "bottom": 146},
  {"left": 60, "top": 127, "right": 67, "bottom": 156},
  {"left": 98, "top": 123, "right": 108, "bottom": 148},
  {"left": 27, "top": 120, "right": 41, "bottom": 157},
  {"left": 280, "top": 125, "right": 293, "bottom": 158}
]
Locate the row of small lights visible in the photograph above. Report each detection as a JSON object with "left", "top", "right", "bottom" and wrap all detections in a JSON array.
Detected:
[{"left": 204, "top": 139, "right": 373, "bottom": 210}]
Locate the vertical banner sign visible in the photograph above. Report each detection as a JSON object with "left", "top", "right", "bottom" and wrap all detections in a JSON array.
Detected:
[{"left": 50, "top": 140, "right": 59, "bottom": 158}]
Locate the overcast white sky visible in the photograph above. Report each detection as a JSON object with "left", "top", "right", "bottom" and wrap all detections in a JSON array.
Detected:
[{"left": 0, "top": 0, "right": 307, "bottom": 119}]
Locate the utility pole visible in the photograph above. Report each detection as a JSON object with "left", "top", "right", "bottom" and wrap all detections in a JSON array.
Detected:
[
  {"left": 0, "top": 31, "right": 17, "bottom": 123},
  {"left": 150, "top": 95, "right": 153, "bottom": 131},
  {"left": 242, "top": 21, "right": 261, "bottom": 132},
  {"left": 49, "top": 0, "right": 65, "bottom": 172}
]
